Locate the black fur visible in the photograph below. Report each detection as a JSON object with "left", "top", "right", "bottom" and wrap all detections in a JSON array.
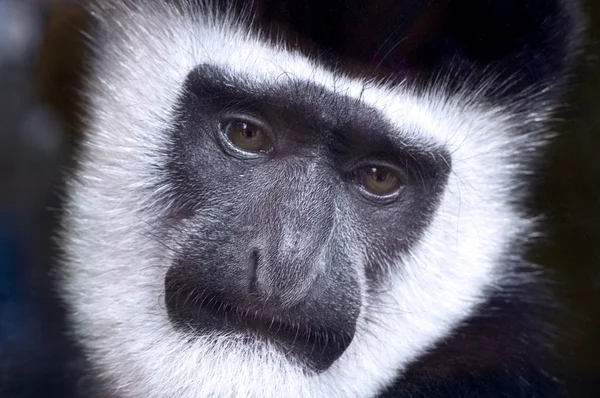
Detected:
[
  {"left": 251, "top": 0, "right": 582, "bottom": 97},
  {"left": 380, "top": 281, "right": 564, "bottom": 397}
]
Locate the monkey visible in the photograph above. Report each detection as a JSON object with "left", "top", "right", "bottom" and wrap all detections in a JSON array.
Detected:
[{"left": 50, "top": 0, "right": 583, "bottom": 396}]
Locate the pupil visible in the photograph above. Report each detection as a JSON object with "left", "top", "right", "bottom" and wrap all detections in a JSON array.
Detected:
[
  {"left": 370, "top": 168, "right": 387, "bottom": 182},
  {"left": 238, "top": 123, "right": 254, "bottom": 139}
]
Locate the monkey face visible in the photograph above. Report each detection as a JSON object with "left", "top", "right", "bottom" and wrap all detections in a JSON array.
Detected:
[
  {"left": 59, "top": 1, "right": 579, "bottom": 397},
  {"left": 161, "top": 65, "right": 450, "bottom": 371}
]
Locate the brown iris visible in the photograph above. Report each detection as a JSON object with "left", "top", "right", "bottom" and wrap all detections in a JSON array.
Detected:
[
  {"left": 223, "top": 120, "right": 272, "bottom": 153},
  {"left": 354, "top": 166, "right": 402, "bottom": 196}
]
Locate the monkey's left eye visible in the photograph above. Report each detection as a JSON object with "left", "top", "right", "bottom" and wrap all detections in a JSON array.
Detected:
[
  {"left": 221, "top": 119, "right": 273, "bottom": 154},
  {"left": 351, "top": 165, "right": 403, "bottom": 198}
]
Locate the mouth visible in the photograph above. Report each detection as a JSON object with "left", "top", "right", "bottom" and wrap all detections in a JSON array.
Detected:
[{"left": 164, "top": 273, "right": 354, "bottom": 372}]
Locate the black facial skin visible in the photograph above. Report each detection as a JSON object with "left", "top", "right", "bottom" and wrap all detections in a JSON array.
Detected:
[{"left": 162, "top": 64, "right": 450, "bottom": 372}]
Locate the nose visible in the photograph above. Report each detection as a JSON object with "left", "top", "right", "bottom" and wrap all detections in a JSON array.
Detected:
[
  {"left": 164, "top": 163, "right": 360, "bottom": 371},
  {"left": 164, "top": 211, "right": 359, "bottom": 372},
  {"left": 248, "top": 221, "right": 329, "bottom": 308},
  {"left": 245, "top": 165, "right": 335, "bottom": 308}
]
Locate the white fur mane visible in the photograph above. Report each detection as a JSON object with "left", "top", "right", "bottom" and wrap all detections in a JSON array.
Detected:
[{"left": 59, "top": 1, "right": 550, "bottom": 397}]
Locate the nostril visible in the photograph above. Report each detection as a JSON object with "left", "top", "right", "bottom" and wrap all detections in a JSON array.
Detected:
[{"left": 248, "top": 249, "right": 259, "bottom": 295}]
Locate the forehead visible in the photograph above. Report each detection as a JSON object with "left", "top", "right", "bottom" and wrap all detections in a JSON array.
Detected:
[
  {"left": 95, "top": 3, "right": 513, "bottom": 165},
  {"left": 182, "top": 64, "right": 451, "bottom": 157}
]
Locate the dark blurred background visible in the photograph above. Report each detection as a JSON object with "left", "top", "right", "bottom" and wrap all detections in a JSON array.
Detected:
[{"left": 0, "top": 0, "right": 599, "bottom": 397}]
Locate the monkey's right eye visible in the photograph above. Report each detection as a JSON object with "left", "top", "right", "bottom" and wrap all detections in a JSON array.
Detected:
[{"left": 221, "top": 119, "right": 273, "bottom": 154}]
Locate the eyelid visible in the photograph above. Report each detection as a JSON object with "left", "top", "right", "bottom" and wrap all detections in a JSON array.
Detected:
[
  {"left": 346, "top": 158, "right": 409, "bottom": 184},
  {"left": 219, "top": 112, "right": 274, "bottom": 138}
]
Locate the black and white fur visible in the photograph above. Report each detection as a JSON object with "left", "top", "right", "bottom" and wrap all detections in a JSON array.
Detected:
[{"left": 57, "top": 0, "right": 582, "bottom": 397}]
